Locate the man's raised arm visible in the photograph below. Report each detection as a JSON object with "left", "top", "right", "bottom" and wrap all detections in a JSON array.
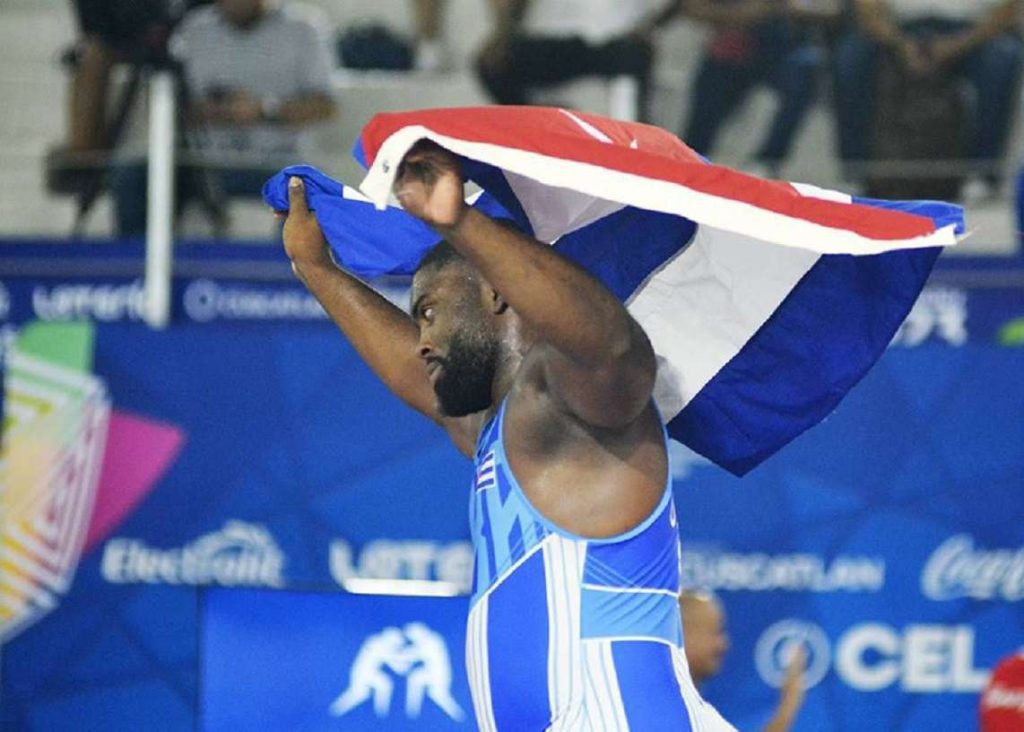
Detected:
[
  {"left": 394, "top": 142, "right": 657, "bottom": 429},
  {"left": 280, "top": 176, "right": 477, "bottom": 455}
]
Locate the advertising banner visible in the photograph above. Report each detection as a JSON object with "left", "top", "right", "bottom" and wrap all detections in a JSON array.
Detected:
[
  {"left": 201, "top": 589, "right": 473, "bottom": 731},
  {"left": 1, "top": 242, "right": 1021, "bottom": 731}
]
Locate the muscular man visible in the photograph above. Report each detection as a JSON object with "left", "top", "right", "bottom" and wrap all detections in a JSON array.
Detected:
[{"left": 279, "top": 141, "right": 734, "bottom": 730}]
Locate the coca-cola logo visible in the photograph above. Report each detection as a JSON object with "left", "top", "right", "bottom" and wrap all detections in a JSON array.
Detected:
[{"left": 921, "top": 534, "right": 1024, "bottom": 601}]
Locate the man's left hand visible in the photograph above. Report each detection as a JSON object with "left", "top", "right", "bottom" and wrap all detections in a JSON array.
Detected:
[{"left": 393, "top": 141, "right": 468, "bottom": 231}]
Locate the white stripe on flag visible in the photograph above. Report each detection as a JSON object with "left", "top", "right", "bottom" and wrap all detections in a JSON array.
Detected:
[
  {"left": 361, "top": 125, "right": 959, "bottom": 254},
  {"left": 629, "top": 226, "right": 819, "bottom": 417}
]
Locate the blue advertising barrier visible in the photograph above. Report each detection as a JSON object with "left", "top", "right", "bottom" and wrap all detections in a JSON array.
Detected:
[
  {"left": 1, "top": 240, "right": 1022, "bottom": 731},
  {"left": 201, "top": 589, "right": 473, "bottom": 731}
]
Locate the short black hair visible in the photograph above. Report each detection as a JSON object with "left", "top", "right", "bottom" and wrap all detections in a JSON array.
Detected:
[
  {"left": 414, "top": 218, "right": 523, "bottom": 275},
  {"left": 415, "top": 240, "right": 464, "bottom": 275}
]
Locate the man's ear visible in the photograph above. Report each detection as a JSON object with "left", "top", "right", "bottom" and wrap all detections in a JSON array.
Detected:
[{"left": 490, "top": 288, "right": 509, "bottom": 315}]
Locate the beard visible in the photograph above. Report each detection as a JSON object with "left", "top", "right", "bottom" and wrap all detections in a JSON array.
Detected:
[{"left": 433, "top": 330, "right": 498, "bottom": 417}]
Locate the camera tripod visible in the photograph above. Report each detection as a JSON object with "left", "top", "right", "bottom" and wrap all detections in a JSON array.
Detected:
[{"left": 61, "top": 46, "right": 227, "bottom": 238}]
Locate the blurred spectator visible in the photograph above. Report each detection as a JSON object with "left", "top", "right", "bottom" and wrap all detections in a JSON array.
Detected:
[
  {"left": 66, "top": 0, "right": 198, "bottom": 155},
  {"left": 112, "top": 0, "right": 336, "bottom": 236},
  {"left": 680, "top": 591, "right": 807, "bottom": 732},
  {"left": 834, "top": 0, "right": 1023, "bottom": 199},
  {"left": 679, "top": 0, "right": 841, "bottom": 178},
  {"left": 980, "top": 648, "right": 1024, "bottom": 732},
  {"left": 475, "top": 0, "right": 678, "bottom": 122}
]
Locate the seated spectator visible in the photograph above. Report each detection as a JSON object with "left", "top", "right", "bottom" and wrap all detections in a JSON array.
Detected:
[
  {"left": 680, "top": 591, "right": 807, "bottom": 732},
  {"left": 66, "top": 0, "right": 195, "bottom": 155},
  {"left": 112, "top": 0, "right": 336, "bottom": 236},
  {"left": 475, "top": 0, "right": 679, "bottom": 123},
  {"left": 679, "top": 0, "right": 840, "bottom": 178},
  {"left": 833, "top": 0, "right": 1023, "bottom": 199}
]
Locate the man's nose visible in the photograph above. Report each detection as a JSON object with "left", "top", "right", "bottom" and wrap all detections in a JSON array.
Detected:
[{"left": 416, "top": 337, "right": 434, "bottom": 360}]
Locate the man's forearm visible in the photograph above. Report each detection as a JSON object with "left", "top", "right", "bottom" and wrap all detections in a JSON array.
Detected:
[
  {"left": 439, "top": 208, "right": 639, "bottom": 368},
  {"left": 294, "top": 260, "right": 437, "bottom": 418}
]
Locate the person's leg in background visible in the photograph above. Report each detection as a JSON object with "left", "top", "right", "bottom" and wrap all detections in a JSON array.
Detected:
[
  {"left": 832, "top": 29, "right": 877, "bottom": 182},
  {"left": 756, "top": 43, "right": 821, "bottom": 176},
  {"left": 589, "top": 35, "right": 654, "bottom": 122},
  {"left": 476, "top": 36, "right": 593, "bottom": 106},
  {"left": 110, "top": 162, "right": 147, "bottom": 236},
  {"left": 681, "top": 56, "right": 756, "bottom": 160},
  {"left": 475, "top": 35, "right": 654, "bottom": 121},
  {"left": 957, "top": 33, "right": 1024, "bottom": 190},
  {"left": 110, "top": 162, "right": 203, "bottom": 237}
]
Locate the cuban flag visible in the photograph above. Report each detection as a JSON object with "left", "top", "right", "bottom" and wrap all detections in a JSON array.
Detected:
[{"left": 263, "top": 106, "right": 963, "bottom": 476}]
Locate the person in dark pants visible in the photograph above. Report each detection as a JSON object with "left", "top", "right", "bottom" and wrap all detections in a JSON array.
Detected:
[
  {"left": 475, "top": 0, "right": 680, "bottom": 123},
  {"left": 833, "top": 0, "right": 1023, "bottom": 198},
  {"left": 680, "top": 0, "right": 840, "bottom": 178}
]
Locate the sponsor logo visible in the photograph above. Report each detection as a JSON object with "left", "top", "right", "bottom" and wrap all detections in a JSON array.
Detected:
[
  {"left": 101, "top": 520, "right": 285, "bottom": 586},
  {"left": 755, "top": 620, "right": 989, "bottom": 693},
  {"left": 329, "top": 623, "right": 465, "bottom": 721},
  {"left": 891, "top": 286, "right": 968, "bottom": 347},
  {"left": 755, "top": 620, "right": 832, "bottom": 690},
  {"left": 982, "top": 684, "right": 1024, "bottom": 713},
  {"left": 183, "top": 279, "right": 327, "bottom": 322},
  {"left": 32, "top": 280, "right": 146, "bottom": 322},
  {"left": 921, "top": 534, "right": 1024, "bottom": 602},
  {"left": 681, "top": 547, "right": 885, "bottom": 593},
  {"left": 330, "top": 539, "right": 473, "bottom": 594}
]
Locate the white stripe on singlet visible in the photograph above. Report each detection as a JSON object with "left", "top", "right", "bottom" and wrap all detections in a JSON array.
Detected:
[
  {"left": 672, "top": 644, "right": 740, "bottom": 732},
  {"left": 467, "top": 597, "right": 498, "bottom": 732},
  {"left": 583, "top": 640, "right": 630, "bottom": 731},
  {"left": 544, "top": 535, "right": 586, "bottom": 730},
  {"left": 672, "top": 644, "right": 704, "bottom": 732}
]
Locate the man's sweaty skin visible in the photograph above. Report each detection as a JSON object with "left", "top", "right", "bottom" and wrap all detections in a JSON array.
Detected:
[{"left": 280, "top": 140, "right": 666, "bottom": 538}]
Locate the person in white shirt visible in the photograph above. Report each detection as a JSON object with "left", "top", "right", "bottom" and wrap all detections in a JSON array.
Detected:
[
  {"left": 833, "top": 0, "right": 1023, "bottom": 199},
  {"left": 111, "top": 0, "right": 336, "bottom": 236}
]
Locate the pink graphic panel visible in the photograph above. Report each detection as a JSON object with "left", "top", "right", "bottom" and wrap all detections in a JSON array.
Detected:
[{"left": 83, "top": 411, "right": 186, "bottom": 554}]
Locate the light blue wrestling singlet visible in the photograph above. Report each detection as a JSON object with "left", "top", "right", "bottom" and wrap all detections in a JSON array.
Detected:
[{"left": 466, "top": 399, "right": 735, "bottom": 731}]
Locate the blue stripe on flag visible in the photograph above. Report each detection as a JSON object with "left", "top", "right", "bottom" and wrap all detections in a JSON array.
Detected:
[
  {"left": 670, "top": 246, "right": 941, "bottom": 475},
  {"left": 554, "top": 207, "right": 697, "bottom": 302},
  {"left": 263, "top": 167, "right": 517, "bottom": 276}
]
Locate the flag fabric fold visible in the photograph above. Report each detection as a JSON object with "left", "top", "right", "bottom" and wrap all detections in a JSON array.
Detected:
[{"left": 263, "top": 105, "right": 964, "bottom": 476}]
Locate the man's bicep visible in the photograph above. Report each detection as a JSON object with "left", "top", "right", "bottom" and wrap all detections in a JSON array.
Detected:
[{"left": 537, "top": 337, "right": 657, "bottom": 429}]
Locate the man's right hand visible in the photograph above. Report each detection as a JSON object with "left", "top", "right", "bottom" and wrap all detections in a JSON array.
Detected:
[{"left": 281, "top": 177, "right": 335, "bottom": 276}]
